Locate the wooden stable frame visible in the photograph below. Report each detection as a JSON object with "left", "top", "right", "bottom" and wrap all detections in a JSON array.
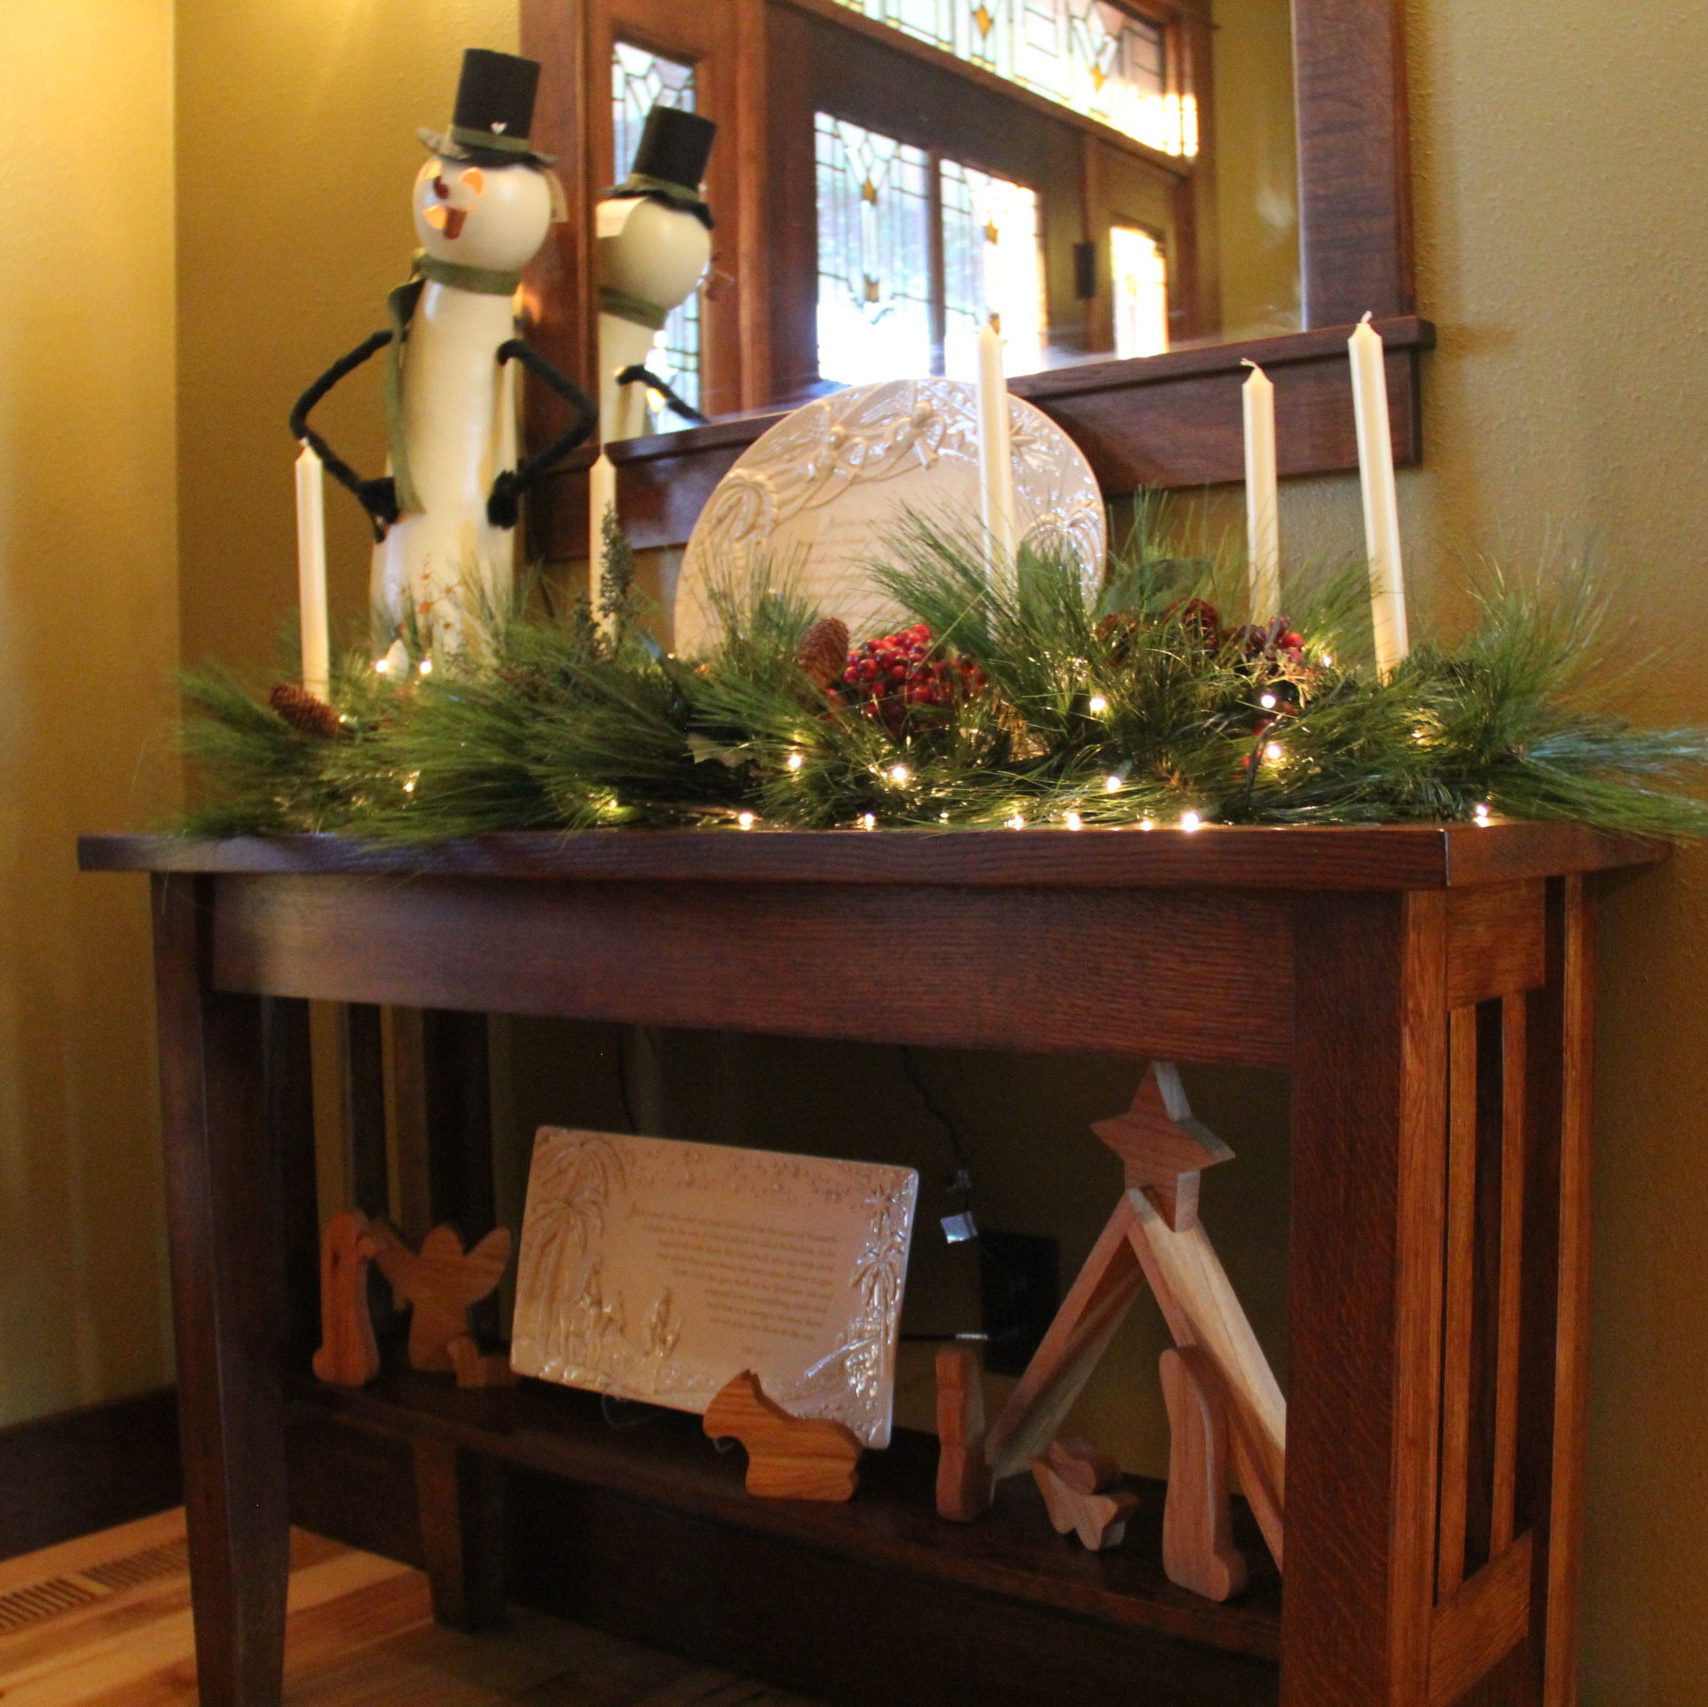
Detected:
[
  {"left": 518, "top": 0, "right": 1429, "bottom": 555},
  {"left": 80, "top": 822, "right": 1653, "bottom": 1707}
]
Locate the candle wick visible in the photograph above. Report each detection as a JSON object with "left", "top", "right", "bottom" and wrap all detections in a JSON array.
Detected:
[
  {"left": 1241, "top": 358, "right": 1258, "bottom": 370},
  {"left": 1359, "top": 310, "right": 1374, "bottom": 326}
]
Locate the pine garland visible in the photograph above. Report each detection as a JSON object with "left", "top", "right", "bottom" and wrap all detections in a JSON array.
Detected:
[{"left": 176, "top": 526, "right": 1708, "bottom": 843}]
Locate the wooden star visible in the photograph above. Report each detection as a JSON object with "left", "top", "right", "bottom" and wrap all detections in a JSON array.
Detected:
[{"left": 1091, "top": 1062, "right": 1232, "bottom": 1231}]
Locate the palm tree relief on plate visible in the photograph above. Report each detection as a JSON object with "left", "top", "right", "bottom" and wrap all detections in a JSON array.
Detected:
[{"left": 511, "top": 1128, "right": 918, "bottom": 1448}]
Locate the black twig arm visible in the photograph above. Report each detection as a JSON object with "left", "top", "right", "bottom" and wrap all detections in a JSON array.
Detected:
[
  {"left": 487, "top": 339, "right": 599, "bottom": 529},
  {"left": 289, "top": 331, "right": 399, "bottom": 542},
  {"left": 614, "top": 363, "right": 710, "bottom": 426}
]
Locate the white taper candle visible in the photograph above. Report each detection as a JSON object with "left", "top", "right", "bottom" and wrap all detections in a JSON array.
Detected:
[
  {"left": 976, "top": 321, "right": 1017, "bottom": 579},
  {"left": 1241, "top": 359, "right": 1280, "bottom": 620},
  {"left": 293, "top": 441, "right": 330, "bottom": 700},
  {"left": 1349, "top": 313, "right": 1408, "bottom": 674}
]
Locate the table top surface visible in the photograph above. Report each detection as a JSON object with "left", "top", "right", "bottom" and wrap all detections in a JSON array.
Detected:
[{"left": 79, "top": 821, "right": 1665, "bottom": 891}]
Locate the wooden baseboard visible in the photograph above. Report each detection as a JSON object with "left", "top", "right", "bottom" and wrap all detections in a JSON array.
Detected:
[{"left": 0, "top": 1388, "right": 182, "bottom": 1563}]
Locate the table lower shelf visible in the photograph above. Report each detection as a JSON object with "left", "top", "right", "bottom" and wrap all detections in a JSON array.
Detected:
[{"left": 296, "top": 1363, "right": 1281, "bottom": 1665}]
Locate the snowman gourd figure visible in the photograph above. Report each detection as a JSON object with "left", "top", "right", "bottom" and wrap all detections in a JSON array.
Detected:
[
  {"left": 291, "top": 50, "right": 596, "bottom": 659},
  {"left": 595, "top": 107, "right": 718, "bottom": 440}
]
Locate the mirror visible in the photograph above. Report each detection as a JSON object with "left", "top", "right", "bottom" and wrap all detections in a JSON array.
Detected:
[
  {"left": 522, "top": 0, "right": 1422, "bottom": 542},
  {"left": 556, "top": 0, "right": 1300, "bottom": 431}
]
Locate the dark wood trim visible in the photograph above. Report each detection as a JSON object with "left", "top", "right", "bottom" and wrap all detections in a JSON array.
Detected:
[
  {"left": 535, "top": 315, "right": 1432, "bottom": 551},
  {"left": 0, "top": 1389, "right": 182, "bottom": 1563},
  {"left": 79, "top": 820, "right": 1661, "bottom": 892}
]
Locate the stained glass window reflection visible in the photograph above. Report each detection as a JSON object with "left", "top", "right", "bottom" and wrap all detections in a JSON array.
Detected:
[
  {"left": 815, "top": 114, "right": 935, "bottom": 385},
  {"left": 611, "top": 42, "right": 701, "bottom": 422},
  {"left": 816, "top": 112, "right": 1047, "bottom": 386},
  {"left": 1111, "top": 224, "right": 1169, "bottom": 358},
  {"left": 832, "top": 0, "right": 1188, "bottom": 154},
  {"left": 940, "top": 162, "right": 1045, "bottom": 380}
]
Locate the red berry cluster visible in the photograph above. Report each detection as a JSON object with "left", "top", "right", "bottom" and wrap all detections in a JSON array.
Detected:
[{"left": 828, "top": 622, "right": 987, "bottom": 736}]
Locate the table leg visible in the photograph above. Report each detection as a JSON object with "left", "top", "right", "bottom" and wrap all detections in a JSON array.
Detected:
[
  {"left": 152, "top": 875, "right": 290, "bottom": 1707},
  {"left": 1285, "top": 890, "right": 1450, "bottom": 1705}
]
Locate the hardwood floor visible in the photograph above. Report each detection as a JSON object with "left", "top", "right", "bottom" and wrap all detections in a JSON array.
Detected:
[{"left": 0, "top": 1510, "right": 827, "bottom": 1706}]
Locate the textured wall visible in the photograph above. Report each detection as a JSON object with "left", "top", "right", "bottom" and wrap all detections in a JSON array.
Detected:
[{"left": 0, "top": 2, "right": 179, "bottom": 1426}]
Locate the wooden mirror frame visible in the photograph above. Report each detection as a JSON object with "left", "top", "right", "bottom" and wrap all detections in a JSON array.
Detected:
[{"left": 520, "top": 0, "right": 1427, "bottom": 557}]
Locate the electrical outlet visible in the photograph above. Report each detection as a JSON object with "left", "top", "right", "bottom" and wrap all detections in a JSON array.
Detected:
[{"left": 979, "top": 1230, "right": 1059, "bottom": 1376}]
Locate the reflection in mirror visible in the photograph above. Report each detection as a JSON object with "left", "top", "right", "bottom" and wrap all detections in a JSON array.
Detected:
[{"left": 592, "top": 0, "right": 1299, "bottom": 434}]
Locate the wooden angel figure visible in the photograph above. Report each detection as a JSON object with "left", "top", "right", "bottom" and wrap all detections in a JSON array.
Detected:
[
  {"left": 371, "top": 1221, "right": 513, "bottom": 1373},
  {"left": 289, "top": 49, "right": 596, "bottom": 657}
]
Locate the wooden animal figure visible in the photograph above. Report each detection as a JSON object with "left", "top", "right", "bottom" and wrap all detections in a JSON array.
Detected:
[
  {"left": 447, "top": 1334, "right": 518, "bottom": 1390},
  {"left": 311, "top": 1210, "right": 381, "bottom": 1388},
  {"left": 290, "top": 50, "right": 597, "bottom": 657},
  {"left": 1030, "top": 1439, "right": 1140, "bottom": 1552},
  {"left": 703, "top": 1371, "right": 862, "bottom": 1502},
  {"left": 371, "top": 1221, "right": 513, "bottom": 1373}
]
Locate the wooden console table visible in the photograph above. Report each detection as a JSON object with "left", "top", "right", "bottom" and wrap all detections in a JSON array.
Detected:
[{"left": 80, "top": 823, "right": 1654, "bottom": 1707}]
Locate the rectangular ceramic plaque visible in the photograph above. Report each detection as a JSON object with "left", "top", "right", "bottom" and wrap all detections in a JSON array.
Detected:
[{"left": 511, "top": 1128, "right": 918, "bottom": 1447}]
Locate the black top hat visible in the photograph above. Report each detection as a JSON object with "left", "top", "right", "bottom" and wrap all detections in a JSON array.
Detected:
[
  {"left": 605, "top": 107, "right": 718, "bottom": 229},
  {"left": 419, "top": 48, "right": 554, "bottom": 168}
]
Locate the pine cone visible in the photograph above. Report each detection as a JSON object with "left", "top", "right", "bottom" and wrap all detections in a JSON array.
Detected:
[
  {"left": 268, "top": 682, "right": 348, "bottom": 741},
  {"left": 796, "top": 617, "right": 850, "bottom": 691}
]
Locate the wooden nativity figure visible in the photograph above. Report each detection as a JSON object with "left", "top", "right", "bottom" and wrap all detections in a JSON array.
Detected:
[{"left": 290, "top": 48, "right": 597, "bottom": 658}]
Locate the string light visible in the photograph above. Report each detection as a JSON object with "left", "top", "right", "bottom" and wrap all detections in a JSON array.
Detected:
[
  {"left": 1320, "top": 652, "right": 1335, "bottom": 668},
  {"left": 1006, "top": 814, "right": 1026, "bottom": 830},
  {"left": 1259, "top": 692, "right": 1277, "bottom": 711},
  {"left": 1064, "top": 812, "right": 1083, "bottom": 831},
  {"left": 1264, "top": 742, "right": 1285, "bottom": 763},
  {"left": 1180, "top": 810, "right": 1204, "bottom": 833},
  {"left": 861, "top": 813, "right": 877, "bottom": 831},
  {"left": 1088, "top": 694, "right": 1109, "bottom": 714},
  {"left": 1473, "top": 802, "right": 1492, "bottom": 825},
  {"left": 889, "top": 763, "right": 911, "bottom": 785},
  {"left": 1138, "top": 816, "right": 1155, "bottom": 831},
  {"left": 418, "top": 658, "right": 433, "bottom": 676},
  {"left": 1104, "top": 775, "right": 1122, "bottom": 793},
  {"left": 402, "top": 772, "right": 418, "bottom": 795},
  {"left": 373, "top": 657, "right": 391, "bottom": 675},
  {"left": 737, "top": 812, "right": 756, "bottom": 830},
  {"left": 786, "top": 752, "right": 805, "bottom": 772},
  {"left": 939, "top": 811, "right": 950, "bottom": 822}
]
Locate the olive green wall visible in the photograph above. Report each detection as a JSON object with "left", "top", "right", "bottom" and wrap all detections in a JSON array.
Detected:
[
  {"left": 1212, "top": 0, "right": 1300, "bottom": 340},
  {"left": 0, "top": 2, "right": 179, "bottom": 1427}
]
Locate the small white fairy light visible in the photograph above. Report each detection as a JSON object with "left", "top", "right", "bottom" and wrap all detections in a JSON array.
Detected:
[
  {"left": 861, "top": 812, "right": 877, "bottom": 831},
  {"left": 786, "top": 751, "right": 805, "bottom": 772},
  {"left": 1264, "top": 741, "right": 1285, "bottom": 763},
  {"left": 889, "top": 763, "right": 911, "bottom": 785},
  {"left": 1105, "top": 774, "right": 1123, "bottom": 793},
  {"left": 1320, "top": 652, "right": 1335, "bottom": 668},
  {"left": 402, "top": 772, "right": 419, "bottom": 795},
  {"left": 1006, "top": 813, "right": 1026, "bottom": 830},
  {"left": 1138, "top": 816, "right": 1156, "bottom": 831},
  {"left": 1180, "top": 809, "right": 1204, "bottom": 833},
  {"left": 737, "top": 811, "right": 757, "bottom": 830},
  {"left": 1065, "top": 812, "right": 1083, "bottom": 831},
  {"left": 1473, "top": 801, "right": 1492, "bottom": 825},
  {"left": 939, "top": 811, "right": 950, "bottom": 822},
  {"left": 418, "top": 657, "right": 433, "bottom": 677},
  {"left": 1259, "top": 692, "right": 1278, "bottom": 711},
  {"left": 1088, "top": 694, "right": 1109, "bottom": 714},
  {"left": 373, "top": 657, "right": 391, "bottom": 675}
]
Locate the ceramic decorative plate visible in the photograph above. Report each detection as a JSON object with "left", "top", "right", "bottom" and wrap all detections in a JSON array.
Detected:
[{"left": 673, "top": 377, "right": 1106, "bottom": 655}]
